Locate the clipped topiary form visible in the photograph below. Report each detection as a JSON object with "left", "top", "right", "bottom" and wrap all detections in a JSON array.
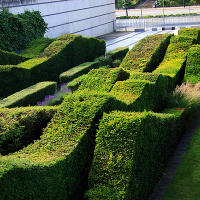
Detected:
[
  {"left": 120, "top": 34, "right": 172, "bottom": 72},
  {"left": 185, "top": 45, "right": 200, "bottom": 83}
]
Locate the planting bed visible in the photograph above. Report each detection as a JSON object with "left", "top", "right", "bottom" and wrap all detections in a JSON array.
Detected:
[{"left": 0, "top": 28, "right": 200, "bottom": 200}]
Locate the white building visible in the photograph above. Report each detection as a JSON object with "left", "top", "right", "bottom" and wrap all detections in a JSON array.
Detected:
[{"left": 2, "top": 0, "right": 116, "bottom": 38}]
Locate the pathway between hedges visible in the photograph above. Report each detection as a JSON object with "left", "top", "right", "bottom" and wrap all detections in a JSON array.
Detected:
[{"left": 149, "top": 108, "right": 200, "bottom": 200}]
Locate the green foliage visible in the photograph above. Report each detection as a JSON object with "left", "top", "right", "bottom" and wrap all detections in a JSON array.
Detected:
[
  {"left": 0, "top": 92, "right": 123, "bottom": 200},
  {"left": 0, "top": 106, "right": 57, "bottom": 155},
  {"left": 21, "top": 38, "right": 55, "bottom": 58},
  {"left": 163, "top": 124, "right": 200, "bottom": 200},
  {"left": 0, "top": 50, "right": 27, "bottom": 65},
  {"left": 0, "top": 34, "right": 105, "bottom": 99},
  {"left": 153, "top": 35, "right": 195, "bottom": 90},
  {"left": 0, "top": 82, "right": 57, "bottom": 108},
  {"left": 87, "top": 111, "right": 178, "bottom": 200},
  {"left": 120, "top": 34, "right": 172, "bottom": 72},
  {"left": 185, "top": 45, "right": 200, "bottom": 83},
  {"left": 156, "top": 0, "right": 198, "bottom": 7},
  {"left": 77, "top": 68, "right": 130, "bottom": 93},
  {"left": 110, "top": 79, "right": 156, "bottom": 111},
  {"left": 0, "top": 9, "right": 47, "bottom": 51},
  {"left": 178, "top": 27, "right": 200, "bottom": 44},
  {"left": 59, "top": 61, "right": 99, "bottom": 83},
  {"left": 106, "top": 47, "right": 129, "bottom": 61}
]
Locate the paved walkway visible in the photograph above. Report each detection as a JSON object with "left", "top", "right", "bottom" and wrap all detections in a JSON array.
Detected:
[{"left": 98, "top": 29, "right": 177, "bottom": 52}]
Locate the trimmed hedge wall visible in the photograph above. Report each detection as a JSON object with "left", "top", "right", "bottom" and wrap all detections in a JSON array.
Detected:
[
  {"left": 120, "top": 34, "right": 173, "bottom": 72},
  {"left": 0, "top": 9, "right": 47, "bottom": 51},
  {"left": 0, "top": 50, "right": 27, "bottom": 65},
  {"left": 185, "top": 45, "right": 200, "bottom": 83},
  {"left": 0, "top": 92, "right": 123, "bottom": 200},
  {"left": 0, "top": 106, "right": 57, "bottom": 155},
  {"left": 0, "top": 82, "right": 57, "bottom": 108},
  {"left": 153, "top": 35, "right": 195, "bottom": 90},
  {"left": 0, "top": 34, "right": 105, "bottom": 99},
  {"left": 59, "top": 61, "right": 99, "bottom": 83},
  {"left": 21, "top": 38, "right": 55, "bottom": 58},
  {"left": 87, "top": 110, "right": 183, "bottom": 200},
  {"left": 178, "top": 27, "right": 200, "bottom": 43},
  {"left": 106, "top": 47, "right": 129, "bottom": 61},
  {"left": 110, "top": 79, "right": 156, "bottom": 111},
  {"left": 77, "top": 68, "right": 130, "bottom": 93}
]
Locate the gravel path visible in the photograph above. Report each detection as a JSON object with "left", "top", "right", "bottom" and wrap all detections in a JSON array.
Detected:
[{"left": 148, "top": 108, "right": 200, "bottom": 200}]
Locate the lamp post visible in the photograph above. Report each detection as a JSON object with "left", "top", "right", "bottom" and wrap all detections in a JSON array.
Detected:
[
  {"left": 124, "top": 0, "right": 128, "bottom": 16},
  {"left": 141, "top": 0, "right": 143, "bottom": 18}
]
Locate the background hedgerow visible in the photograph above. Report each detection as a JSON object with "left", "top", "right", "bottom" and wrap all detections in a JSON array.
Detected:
[{"left": 0, "top": 9, "right": 47, "bottom": 51}]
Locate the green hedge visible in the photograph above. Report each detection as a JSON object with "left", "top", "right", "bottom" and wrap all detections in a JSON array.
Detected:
[
  {"left": 0, "top": 9, "right": 47, "bottom": 51},
  {"left": 21, "top": 37, "right": 55, "bottom": 58},
  {"left": 185, "top": 45, "right": 200, "bottom": 83},
  {"left": 153, "top": 35, "right": 195, "bottom": 90},
  {"left": 178, "top": 27, "right": 200, "bottom": 43},
  {"left": 0, "top": 106, "right": 57, "bottom": 155},
  {"left": 0, "top": 92, "right": 123, "bottom": 200},
  {"left": 120, "top": 34, "right": 172, "bottom": 72},
  {"left": 59, "top": 61, "right": 99, "bottom": 83},
  {"left": 110, "top": 79, "right": 156, "bottom": 111},
  {"left": 87, "top": 110, "right": 183, "bottom": 200},
  {"left": 106, "top": 47, "right": 129, "bottom": 61},
  {"left": 0, "top": 34, "right": 105, "bottom": 99},
  {"left": 0, "top": 50, "right": 27, "bottom": 65},
  {"left": 0, "top": 81, "right": 57, "bottom": 108},
  {"left": 77, "top": 68, "right": 130, "bottom": 93}
]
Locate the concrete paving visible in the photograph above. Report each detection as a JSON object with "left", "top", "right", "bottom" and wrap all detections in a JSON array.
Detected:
[{"left": 98, "top": 29, "right": 177, "bottom": 52}]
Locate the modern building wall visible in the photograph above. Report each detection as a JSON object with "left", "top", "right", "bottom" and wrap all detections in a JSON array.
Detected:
[{"left": 1, "top": 0, "right": 116, "bottom": 38}]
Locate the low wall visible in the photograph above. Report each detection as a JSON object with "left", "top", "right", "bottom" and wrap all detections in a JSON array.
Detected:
[{"left": 1, "top": 0, "right": 116, "bottom": 38}]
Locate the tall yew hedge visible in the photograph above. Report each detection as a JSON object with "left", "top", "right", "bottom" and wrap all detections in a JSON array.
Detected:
[{"left": 0, "top": 9, "right": 47, "bottom": 51}]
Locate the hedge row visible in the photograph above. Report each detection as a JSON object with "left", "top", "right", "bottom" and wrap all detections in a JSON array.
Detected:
[
  {"left": 106, "top": 47, "right": 129, "bottom": 61},
  {"left": 153, "top": 35, "right": 195, "bottom": 90},
  {"left": 86, "top": 108, "right": 186, "bottom": 200},
  {"left": 178, "top": 27, "right": 200, "bottom": 43},
  {"left": 0, "top": 9, "right": 47, "bottom": 51},
  {"left": 120, "top": 34, "right": 172, "bottom": 72},
  {"left": 0, "top": 34, "right": 105, "bottom": 98},
  {"left": 0, "top": 82, "right": 57, "bottom": 108},
  {"left": 59, "top": 61, "right": 99, "bottom": 83},
  {"left": 0, "top": 92, "right": 123, "bottom": 200},
  {"left": 21, "top": 37, "right": 55, "bottom": 58},
  {"left": 0, "top": 106, "right": 57, "bottom": 155},
  {"left": 0, "top": 50, "right": 27, "bottom": 65},
  {"left": 185, "top": 45, "right": 200, "bottom": 83}
]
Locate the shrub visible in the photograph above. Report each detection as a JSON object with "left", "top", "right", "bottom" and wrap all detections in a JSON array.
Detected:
[
  {"left": 0, "top": 50, "right": 27, "bottom": 65},
  {"left": 153, "top": 35, "right": 195, "bottom": 90},
  {"left": 0, "top": 92, "right": 123, "bottom": 200},
  {"left": 178, "top": 27, "right": 200, "bottom": 43},
  {"left": 106, "top": 47, "right": 129, "bottom": 61},
  {"left": 0, "top": 34, "right": 105, "bottom": 99},
  {"left": 110, "top": 79, "right": 156, "bottom": 111},
  {"left": 120, "top": 34, "right": 173, "bottom": 72},
  {"left": 0, "top": 106, "right": 57, "bottom": 155},
  {"left": 77, "top": 68, "right": 130, "bottom": 93},
  {"left": 87, "top": 110, "right": 181, "bottom": 200},
  {"left": 21, "top": 38, "right": 55, "bottom": 58},
  {"left": 185, "top": 45, "right": 200, "bottom": 83},
  {"left": 59, "top": 61, "right": 99, "bottom": 83},
  {"left": 0, "top": 81, "right": 57, "bottom": 108},
  {"left": 0, "top": 9, "right": 47, "bottom": 51}
]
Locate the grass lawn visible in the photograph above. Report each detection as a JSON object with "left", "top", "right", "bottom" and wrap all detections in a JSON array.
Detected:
[{"left": 163, "top": 123, "right": 200, "bottom": 200}]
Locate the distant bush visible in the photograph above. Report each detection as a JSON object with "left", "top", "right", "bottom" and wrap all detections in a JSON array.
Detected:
[{"left": 0, "top": 9, "right": 47, "bottom": 51}]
